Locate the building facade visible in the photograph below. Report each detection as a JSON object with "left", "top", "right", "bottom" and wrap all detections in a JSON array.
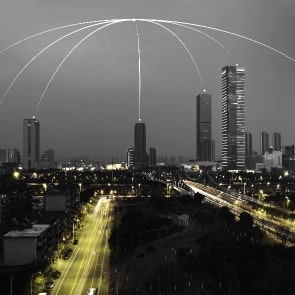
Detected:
[
  {"left": 23, "top": 117, "right": 40, "bottom": 170},
  {"left": 134, "top": 122, "right": 148, "bottom": 168},
  {"left": 196, "top": 93, "right": 212, "bottom": 161},
  {"left": 221, "top": 65, "right": 246, "bottom": 170},
  {"left": 41, "top": 148, "right": 55, "bottom": 169},
  {"left": 0, "top": 148, "right": 9, "bottom": 164},
  {"left": 272, "top": 132, "right": 281, "bottom": 151},
  {"left": 11, "top": 148, "right": 21, "bottom": 164},
  {"left": 245, "top": 132, "right": 252, "bottom": 157},
  {"left": 127, "top": 147, "right": 135, "bottom": 168},
  {"left": 149, "top": 147, "right": 157, "bottom": 167},
  {"left": 282, "top": 145, "right": 295, "bottom": 171},
  {"left": 260, "top": 131, "right": 269, "bottom": 155}
]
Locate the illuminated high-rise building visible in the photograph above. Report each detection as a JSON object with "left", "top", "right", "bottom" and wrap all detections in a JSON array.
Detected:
[
  {"left": 272, "top": 132, "right": 281, "bottom": 152},
  {"left": 127, "top": 147, "right": 135, "bottom": 168},
  {"left": 221, "top": 65, "right": 245, "bottom": 170},
  {"left": 260, "top": 131, "right": 269, "bottom": 155},
  {"left": 23, "top": 117, "right": 40, "bottom": 170},
  {"left": 134, "top": 122, "right": 147, "bottom": 168},
  {"left": 196, "top": 93, "right": 212, "bottom": 161}
]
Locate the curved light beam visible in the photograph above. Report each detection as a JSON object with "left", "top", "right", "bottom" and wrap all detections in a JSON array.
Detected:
[
  {"left": 0, "top": 21, "right": 114, "bottom": 105},
  {"left": 135, "top": 21, "right": 142, "bottom": 122},
  {"left": 3, "top": 18, "right": 293, "bottom": 63},
  {"left": 0, "top": 17, "right": 293, "bottom": 114},
  {"left": 0, "top": 19, "right": 115, "bottom": 55},
  {"left": 167, "top": 21, "right": 234, "bottom": 59},
  {"left": 148, "top": 19, "right": 295, "bottom": 63},
  {"left": 146, "top": 20, "right": 205, "bottom": 91},
  {"left": 34, "top": 20, "right": 123, "bottom": 115}
]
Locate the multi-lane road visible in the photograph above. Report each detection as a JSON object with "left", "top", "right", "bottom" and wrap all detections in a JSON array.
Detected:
[{"left": 50, "top": 197, "right": 112, "bottom": 295}]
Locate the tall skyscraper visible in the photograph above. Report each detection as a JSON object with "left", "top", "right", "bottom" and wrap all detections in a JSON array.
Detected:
[
  {"left": 260, "top": 131, "right": 269, "bottom": 155},
  {"left": 272, "top": 132, "right": 281, "bottom": 151},
  {"left": 245, "top": 132, "right": 253, "bottom": 157},
  {"left": 196, "top": 93, "right": 212, "bottom": 161},
  {"left": 23, "top": 117, "right": 40, "bottom": 170},
  {"left": 221, "top": 65, "right": 246, "bottom": 170},
  {"left": 134, "top": 122, "right": 147, "bottom": 168}
]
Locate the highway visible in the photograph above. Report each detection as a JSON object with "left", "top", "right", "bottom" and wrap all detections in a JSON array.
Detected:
[
  {"left": 50, "top": 197, "right": 112, "bottom": 295},
  {"left": 184, "top": 180, "right": 295, "bottom": 244}
]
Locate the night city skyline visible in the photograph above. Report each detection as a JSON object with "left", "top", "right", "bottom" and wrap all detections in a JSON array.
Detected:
[
  {"left": 0, "top": 1, "right": 294, "bottom": 161},
  {"left": 1, "top": 2, "right": 295, "bottom": 294}
]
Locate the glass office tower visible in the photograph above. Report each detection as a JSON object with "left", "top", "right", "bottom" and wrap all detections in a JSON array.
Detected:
[{"left": 221, "top": 65, "right": 245, "bottom": 170}]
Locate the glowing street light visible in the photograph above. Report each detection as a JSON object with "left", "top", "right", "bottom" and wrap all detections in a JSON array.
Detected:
[{"left": 13, "top": 171, "right": 20, "bottom": 179}]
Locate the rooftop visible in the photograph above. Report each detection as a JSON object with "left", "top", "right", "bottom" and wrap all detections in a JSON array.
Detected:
[{"left": 4, "top": 224, "right": 50, "bottom": 238}]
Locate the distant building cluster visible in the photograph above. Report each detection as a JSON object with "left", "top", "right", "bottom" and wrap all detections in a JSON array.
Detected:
[
  {"left": 0, "top": 118, "right": 56, "bottom": 173},
  {"left": 194, "top": 64, "right": 293, "bottom": 173}
]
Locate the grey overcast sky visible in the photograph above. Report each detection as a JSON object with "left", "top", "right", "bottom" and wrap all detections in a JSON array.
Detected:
[{"left": 0, "top": 0, "right": 294, "bottom": 161}]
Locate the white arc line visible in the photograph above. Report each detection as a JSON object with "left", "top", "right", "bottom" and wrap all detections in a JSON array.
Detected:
[
  {"left": 146, "top": 20, "right": 205, "bottom": 90},
  {"left": 0, "top": 21, "right": 113, "bottom": 105},
  {"left": 34, "top": 20, "right": 123, "bottom": 115}
]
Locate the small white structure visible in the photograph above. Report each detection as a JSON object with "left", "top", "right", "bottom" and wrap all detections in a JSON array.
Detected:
[
  {"left": 177, "top": 214, "right": 189, "bottom": 227},
  {"left": 3, "top": 224, "right": 49, "bottom": 265},
  {"left": 256, "top": 150, "right": 283, "bottom": 172}
]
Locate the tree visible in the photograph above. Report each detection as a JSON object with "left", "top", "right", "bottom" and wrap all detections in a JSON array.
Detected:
[
  {"left": 239, "top": 212, "right": 253, "bottom": 234},
  {"left": 218, "top": 206, "right": 235, "bottom": 227}
]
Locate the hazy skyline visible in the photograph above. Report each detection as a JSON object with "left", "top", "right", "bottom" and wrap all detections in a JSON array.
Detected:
[{"left": 0, "top": 0, "right": 294, "bottom": 161}]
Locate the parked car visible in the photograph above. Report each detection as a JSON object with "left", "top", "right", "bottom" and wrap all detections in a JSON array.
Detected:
[
  {"left": 62, "top": 248, "right": 73, "bottom": 260},
  {"left": 52, "top": 270, "right": 61, "bottom": 279},
  {"left": 45, "top": 279, "right": 55, "bottom": 289}
]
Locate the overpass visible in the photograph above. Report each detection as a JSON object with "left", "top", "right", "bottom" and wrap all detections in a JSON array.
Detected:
[{"left": 184, "top": 180, "right": 295, "bottom": 244}]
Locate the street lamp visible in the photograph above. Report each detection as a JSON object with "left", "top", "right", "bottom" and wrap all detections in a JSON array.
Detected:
[
  {"left": 243, "top": 182, "right": 246, "bottom": 195},
  {"left": 138, "top": 183, "right": 141, "bottom": 197},
  {"left": 31, "top": 271, "right": 41, "bottom": 295}
]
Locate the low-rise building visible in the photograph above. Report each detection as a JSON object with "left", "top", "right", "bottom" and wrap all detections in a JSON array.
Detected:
[{"left": 3, "top": 224, "right": 49, "bottom": 266}]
